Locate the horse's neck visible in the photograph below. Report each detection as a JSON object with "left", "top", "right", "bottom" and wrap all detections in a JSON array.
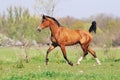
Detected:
[{"left": 49, "top": 24, "right": 59, "bottom": 36}]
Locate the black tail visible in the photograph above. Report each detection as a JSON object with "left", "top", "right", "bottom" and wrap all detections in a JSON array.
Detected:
[{"left": 89, "top": 21, "right": 96, "bottom": 33}]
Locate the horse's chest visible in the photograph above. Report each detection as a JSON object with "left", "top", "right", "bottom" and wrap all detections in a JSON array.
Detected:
[{"left": 50, "top": 36, "right": 57, "bottom": 43}]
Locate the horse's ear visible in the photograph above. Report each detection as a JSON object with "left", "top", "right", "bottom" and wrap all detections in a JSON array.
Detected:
[{"left": 43, "top": 14, "right": 46, "bottom": 19}]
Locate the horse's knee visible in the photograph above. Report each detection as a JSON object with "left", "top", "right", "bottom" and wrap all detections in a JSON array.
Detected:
[{"left": 63, "top": 55, "right": 67, "bottom": 60}]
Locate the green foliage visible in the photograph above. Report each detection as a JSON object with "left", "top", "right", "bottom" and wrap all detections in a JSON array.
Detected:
[
  {"left": 71, "top": 20, "right": 85, "bottom": 29},
  {"left": 0, "top": 47, "right": 120, "bottom": 80},
  {"left": 0, "top": 6, "right": 47, "bottom": 43},
  {"left": 0, "top": 7, "right": 120, "bottom": 46},
  {"left": 4, "top": 71, "right": 120, "bottom": 80},
  {"left": 13, "top": 60, "right": 24, "bottom": 69}
]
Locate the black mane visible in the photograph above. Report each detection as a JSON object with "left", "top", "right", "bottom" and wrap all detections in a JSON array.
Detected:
[{"left": 46, "top": 16, "right": 61, "bottom": 27}]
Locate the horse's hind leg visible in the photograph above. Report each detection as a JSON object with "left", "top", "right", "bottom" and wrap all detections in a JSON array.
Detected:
[
  {"left": 88, "top": 47, "right": 101, "bottom": 65},
  {"left": 46, "top": 43, "right": 57, "bottom": 65},
  {"left": 77, "top": 52, "right": 88, "bottom": 65},
  {"left": 77, "top": 45, "right": 88, "bottom": 65}
]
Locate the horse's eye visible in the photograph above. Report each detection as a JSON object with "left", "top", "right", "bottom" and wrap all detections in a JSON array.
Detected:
[{"left": 42, "top": 19, "right": 44, "bottom": 23}]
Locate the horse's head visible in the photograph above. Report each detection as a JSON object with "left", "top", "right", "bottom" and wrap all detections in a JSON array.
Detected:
[{"left": 37, "top": 15, "right": 51, "bottom": 32}]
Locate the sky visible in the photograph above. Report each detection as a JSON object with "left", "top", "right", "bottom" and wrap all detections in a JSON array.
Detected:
[{"left": 0, "top": 0, "right": 120, "bottom": 19}]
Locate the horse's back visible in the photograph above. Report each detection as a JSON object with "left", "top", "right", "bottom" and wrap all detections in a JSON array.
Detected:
[
  {"left": 63, "top": 28, "right": 93, "bottom": 45},
  {"left": 56, "top": 27, "right": 79, "bottom": 45},
  {"left": 60, "top": 27, "right": 92, "bottom": 39},
  {"left": 57, "top": 27, "right": 91, "bottom": 45}
]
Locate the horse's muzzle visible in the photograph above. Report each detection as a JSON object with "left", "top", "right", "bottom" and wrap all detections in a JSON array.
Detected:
[{"left": 37, "top": 26, "right": 41, "bottom": 32}]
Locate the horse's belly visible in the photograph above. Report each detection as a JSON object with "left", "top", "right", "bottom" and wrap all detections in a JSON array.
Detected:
[
  {"left": 64, "top": 37, "right": 80, "bottom": 46},
  {"left": 66, "top": 40, "right": 79, "bottom": 46}
]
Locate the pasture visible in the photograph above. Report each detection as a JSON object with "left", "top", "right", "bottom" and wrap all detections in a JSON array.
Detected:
[{"left": 0, "top": 46, "right": 120, "bottom": 80}]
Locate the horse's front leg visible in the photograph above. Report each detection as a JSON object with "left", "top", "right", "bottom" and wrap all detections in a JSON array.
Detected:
[
  {"left": 60, "top": 45, "right": 73, "bottom": 66},
  {"left": 46, "top": 43, "right": 57, "bottom": 65}
]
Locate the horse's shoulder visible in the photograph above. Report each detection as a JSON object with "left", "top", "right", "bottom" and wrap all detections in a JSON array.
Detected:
[{"left": 59, "top": 27, "right": 69, "bottom": 31}]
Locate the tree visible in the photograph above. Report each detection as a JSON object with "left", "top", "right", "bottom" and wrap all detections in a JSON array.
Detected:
[
  {"left": 58, "top": 16, "right": 77, "bottom": 28},
  {"left": 35, "top": 0, "right": 59, "bottom": 16}
]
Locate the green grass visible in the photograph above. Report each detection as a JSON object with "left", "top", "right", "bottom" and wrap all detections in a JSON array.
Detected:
[{"left": 0, "top": 46, "right": 120, "bottom": 80}]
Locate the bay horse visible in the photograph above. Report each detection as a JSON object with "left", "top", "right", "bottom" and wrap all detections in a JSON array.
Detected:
[{"left": 37, "top": 15, "right": 101, "bottom": 66}]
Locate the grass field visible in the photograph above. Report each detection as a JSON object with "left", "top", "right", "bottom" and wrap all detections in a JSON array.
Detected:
[{"left": 0, "top": 46, "right": 120, "bottom": 80}]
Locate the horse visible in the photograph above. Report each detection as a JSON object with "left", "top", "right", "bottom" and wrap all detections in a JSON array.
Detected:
[{"left": 37, "top": 15, "right": 101, "bottom": 66}]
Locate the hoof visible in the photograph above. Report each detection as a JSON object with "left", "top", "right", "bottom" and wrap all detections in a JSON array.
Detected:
[
  {"left": 98, "top": 63, "right": 101, "bottom": 65},
  {"left": 76, "top": 63, "right": 80, "bottom": 66},
  {"left": 68, "top": 61, "right": 73, "bottom": 66},
  {"left": 46, "top": 62, "right": 49, "bottom": 65},
  {"left": 76, "top": 62, "right": 80, "bottom": 65}
]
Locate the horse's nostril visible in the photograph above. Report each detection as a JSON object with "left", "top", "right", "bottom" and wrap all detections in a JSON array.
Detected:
[
  {"left": 37, "top": 28, "right": 41, "bottom": 32},
  {"left": 37, "top": 26, "right": 41, "bottom": 32}
]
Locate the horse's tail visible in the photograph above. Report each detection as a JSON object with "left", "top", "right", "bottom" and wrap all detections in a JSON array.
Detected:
[{"left": 89, "top": 21, "right": 96, "bottom": 33}]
